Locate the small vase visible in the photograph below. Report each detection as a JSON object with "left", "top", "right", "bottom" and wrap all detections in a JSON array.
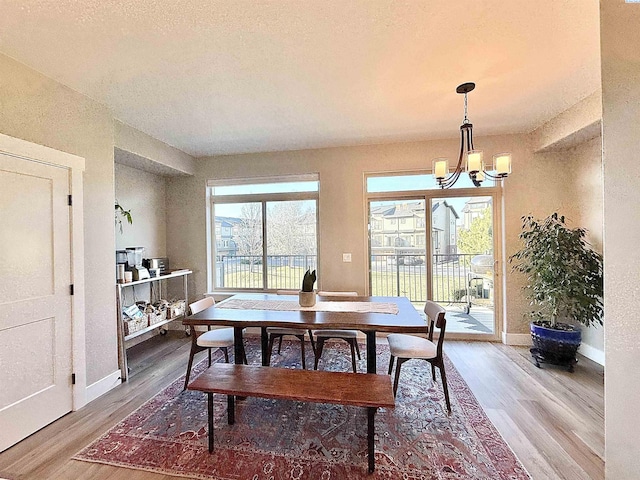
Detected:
[{"left": 299, "top": 290, "right": 316, "bottom": 307}]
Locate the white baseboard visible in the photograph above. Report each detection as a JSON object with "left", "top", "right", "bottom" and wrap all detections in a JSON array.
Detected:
[
  {"left": 578, "top": 343, "right": 605, "bottom": 365},
  {"left": 501, "top": 332, "right": 531, "bottom": 346},
  {"left": 84, "top": 370, "right": 122, "bottom": 405}
]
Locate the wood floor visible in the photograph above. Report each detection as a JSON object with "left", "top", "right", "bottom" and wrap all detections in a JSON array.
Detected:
[{"left": 0, "top": 333, "right": 604, "bottom": 480}]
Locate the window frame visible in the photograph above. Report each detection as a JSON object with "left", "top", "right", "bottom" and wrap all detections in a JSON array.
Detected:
[{"left": 207, "top": 176, "right": 320, "bottom": 292}]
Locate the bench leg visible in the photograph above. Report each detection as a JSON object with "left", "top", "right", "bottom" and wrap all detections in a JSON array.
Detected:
[
  {"left": 227, "top": 395, "right": 235, "bottom": 424},
  {"left": 207, "top": 393, "right": 214, "bottom": 453},
  {"left": 367, "top": 407, "right": 376, "bottom": 473}
]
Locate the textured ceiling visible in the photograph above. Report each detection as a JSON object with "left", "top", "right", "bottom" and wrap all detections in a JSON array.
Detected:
[{"left": 0, "top": 1, "right": 601, "bottom": 157}]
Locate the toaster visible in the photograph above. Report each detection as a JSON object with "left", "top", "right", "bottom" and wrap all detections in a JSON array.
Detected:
[{"left": 143, "top": 257, "right": 169, "bottom": 274}]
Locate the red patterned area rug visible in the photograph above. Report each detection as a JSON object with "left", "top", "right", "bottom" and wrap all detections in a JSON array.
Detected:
[{"left": 74, "top": 339, "right": 530, "bottom": 479}]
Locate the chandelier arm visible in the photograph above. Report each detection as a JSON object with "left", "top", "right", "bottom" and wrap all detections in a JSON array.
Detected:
[
  {"left": 455, "top": 127, "right": 465, "bottom": 172},
  {"left": 439, "top": 127, "right": 466, "bottom": 188},
  {"left": 482, "top": 170, "right": 504, "bottom": 180},
  {"left": 442, "top": 168, "right": 462, "bottom": 189}
]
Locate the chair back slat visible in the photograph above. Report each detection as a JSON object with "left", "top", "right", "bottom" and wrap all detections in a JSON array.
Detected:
[
  {"left": 189, "top": 296, "right": 215, "bottom": 315},
  {"left": 423, "top": 300, "right": 447, "bottom": 356}
]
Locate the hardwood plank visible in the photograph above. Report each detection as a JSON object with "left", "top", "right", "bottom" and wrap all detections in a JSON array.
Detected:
[
  {"left": 0, "top": 334, "right": 604, "bottom": 480},
  {"left": 445, "top": 341, "right": 604, "bottom": 480}
]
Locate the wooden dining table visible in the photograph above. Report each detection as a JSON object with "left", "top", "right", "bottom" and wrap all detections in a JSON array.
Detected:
[{"left": 184, "top": 293, "right": 427, "bottom": 374}]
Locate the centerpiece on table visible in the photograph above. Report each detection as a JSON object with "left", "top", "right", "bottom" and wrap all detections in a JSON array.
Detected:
[{"left": 299, "top": 269, "right": 317, "bottom": 307}]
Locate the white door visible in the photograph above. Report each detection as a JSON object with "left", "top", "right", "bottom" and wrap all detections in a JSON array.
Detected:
[{"left": 0, "top": 154, "right": 73, "bottom": 452}]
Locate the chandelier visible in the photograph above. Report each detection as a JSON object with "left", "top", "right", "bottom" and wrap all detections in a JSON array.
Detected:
[{"left": 433, "top": 82, "right": 512, "bottom": 189}]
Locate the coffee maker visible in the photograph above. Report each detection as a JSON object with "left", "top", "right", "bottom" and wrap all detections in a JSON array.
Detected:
[
  {"left": 126, "top": 247, "right": 150, "bottom": 281},
  {"left": 116, "top": 250, "right": 128, "bottom": 283}
]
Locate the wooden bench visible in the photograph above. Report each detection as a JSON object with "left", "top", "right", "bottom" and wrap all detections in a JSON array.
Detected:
[{"left": 188, "top": 363, "right": 395, "bottom": 473}]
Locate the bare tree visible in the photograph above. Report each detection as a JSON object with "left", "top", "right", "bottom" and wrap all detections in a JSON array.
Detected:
[
  {"left": 267, "top": 201, "right": 316, "bottom": 258},
  {"left": 236, "top": 203, "right": 263, "bottom": 269}
]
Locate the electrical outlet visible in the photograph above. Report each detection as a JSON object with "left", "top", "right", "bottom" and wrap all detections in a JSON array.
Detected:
[{"left": 342, "top": 253, "right": 352, "bottom": 262}]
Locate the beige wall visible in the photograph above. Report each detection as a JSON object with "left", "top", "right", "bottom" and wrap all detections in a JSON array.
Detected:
[
  {"left": 167, "top": 134, "right": 549, "bottom": 335},
  {"left": 115, "top": 120, "right": 196, "bottom": 176},
  {"left": 115, "top": 163, "right": 167, "bottom": 257},
  {"left": 0, "top": 53, "right": 117, "bottom": 385},
  {"left": 530, "top": 137, "right": 604, "bottom": 354},
  {"left": 530, "top": 91, "right": 602, "bottom": 153},
  {"left": 601, "top": 1, "right": 640, "bottom": 477},
  {"left": 565, "top": 137, "right": 604, "bottom": 355}
]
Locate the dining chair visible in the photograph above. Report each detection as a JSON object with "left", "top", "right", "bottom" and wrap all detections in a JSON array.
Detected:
[
  {"left": 386, "top": 300, "right": 451, "bottom": 413},
  {"left": 312, "top": 291, "right": 361, "bottom": 373},
  {"left": 265, "top": 290, "right": 315, "bottom": 369},
  {"left": 183, "top": 296, "right": 247, "bottom": 390}
]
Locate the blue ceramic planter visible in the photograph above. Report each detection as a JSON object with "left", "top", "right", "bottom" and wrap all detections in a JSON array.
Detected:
[{"left": 530, "top": 322, "right": 581, "bottom": 372}]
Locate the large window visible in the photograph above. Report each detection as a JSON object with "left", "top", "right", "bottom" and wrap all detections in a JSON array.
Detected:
[{"left": 209, "top": 175, "right": 319, "bottom": 291}]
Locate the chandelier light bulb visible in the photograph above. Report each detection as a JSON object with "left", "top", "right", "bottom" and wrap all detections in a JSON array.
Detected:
[
  {"left": 433, "top": 158, "right": 449, "bottom": 180},
  {"left": 466, "top": 150, "right": 483, "bottom": 174},
  {"left": 494, "top": 153, "right": 512, "bottom": 177}
]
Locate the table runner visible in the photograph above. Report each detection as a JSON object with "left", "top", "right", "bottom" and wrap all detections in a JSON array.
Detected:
[{"left": 219, "top": 298, "right": 399, "bottom": 315}]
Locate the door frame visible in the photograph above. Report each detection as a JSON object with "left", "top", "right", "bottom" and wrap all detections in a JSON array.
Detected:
[
  {"left": 366, "top": 183, "right": 504, "bottom": 342},
  {"left": 0, "top": 132, "right": 87, "bottom": 409}
]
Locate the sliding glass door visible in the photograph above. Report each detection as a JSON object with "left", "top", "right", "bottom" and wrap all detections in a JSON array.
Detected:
[
  {"left": 368, "top": 189, "right": 499, "bottom": 335},
  {"left": 369, "top": 199, "right": 427, "bottom": 301},
  {"left": 429, "top": 195, "right": 495, "bottom": 334}
]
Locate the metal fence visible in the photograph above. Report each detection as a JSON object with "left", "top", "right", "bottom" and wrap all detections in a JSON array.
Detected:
[
  {"left": 216, "top": 254, "right": 317, "bottom": 290},
  {"left": 370, "top": 252, "right": 489, "bottom": 304},
  {"left": 217, "top": 253, "right": 491, "bottom": 306}
]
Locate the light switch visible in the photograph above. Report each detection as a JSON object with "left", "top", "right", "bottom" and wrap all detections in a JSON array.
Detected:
[{"left": 343, "top": 253, "right": 352, "bottom": 262}]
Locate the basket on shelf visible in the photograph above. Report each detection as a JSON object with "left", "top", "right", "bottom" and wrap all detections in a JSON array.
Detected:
[
  {"left": 145, "top": 303, "right": 167, "bottom": 326},
  {"left": 124, "top": 315, "right": 147, "bottom": 336},
  {"left": 167, "top": 299, "right": 186, "bottom": 319}
]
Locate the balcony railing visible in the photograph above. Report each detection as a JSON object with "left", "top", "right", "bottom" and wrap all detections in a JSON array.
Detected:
[
  {"left": 216, "top": 253, "right": 492, "bottom": 307},
  {"left": 216, "top": 254, "right": 317, "bottom": 290},
  {"left": 370, "top": 252, "right": 492, "bottom": 305}
]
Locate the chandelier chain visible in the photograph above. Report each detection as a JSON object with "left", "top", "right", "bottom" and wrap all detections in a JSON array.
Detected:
[{"left": 463, "top": 93, "right": 469, "bottom": 124}]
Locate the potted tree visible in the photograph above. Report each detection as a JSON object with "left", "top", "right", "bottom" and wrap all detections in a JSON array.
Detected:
[{"left": 510, "top": 213, "right": 603, "bottom": 372}]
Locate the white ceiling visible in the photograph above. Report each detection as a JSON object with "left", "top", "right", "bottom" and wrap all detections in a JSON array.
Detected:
[{"left": 0, "top": 1, "right": 601, "bottom": 157}]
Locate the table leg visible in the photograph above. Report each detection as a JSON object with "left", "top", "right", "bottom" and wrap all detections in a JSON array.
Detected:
[
  {"left": 233, "top": 327, "right": 244, "bottom": 364},
  {"left": 367, "top": 406, "right": 376, "bottom": 473},
  {"left": 365, "top": 331, "right": 377, "bottom": 374},
  {"left": 227, "top": 395, "right": 235, "bottom": 424},
  {"left": 261, "top": 326, "right": 269, "bottom": 366},
  {"left": 207, "top": 392, "right": 214, "bottom": 453}
]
